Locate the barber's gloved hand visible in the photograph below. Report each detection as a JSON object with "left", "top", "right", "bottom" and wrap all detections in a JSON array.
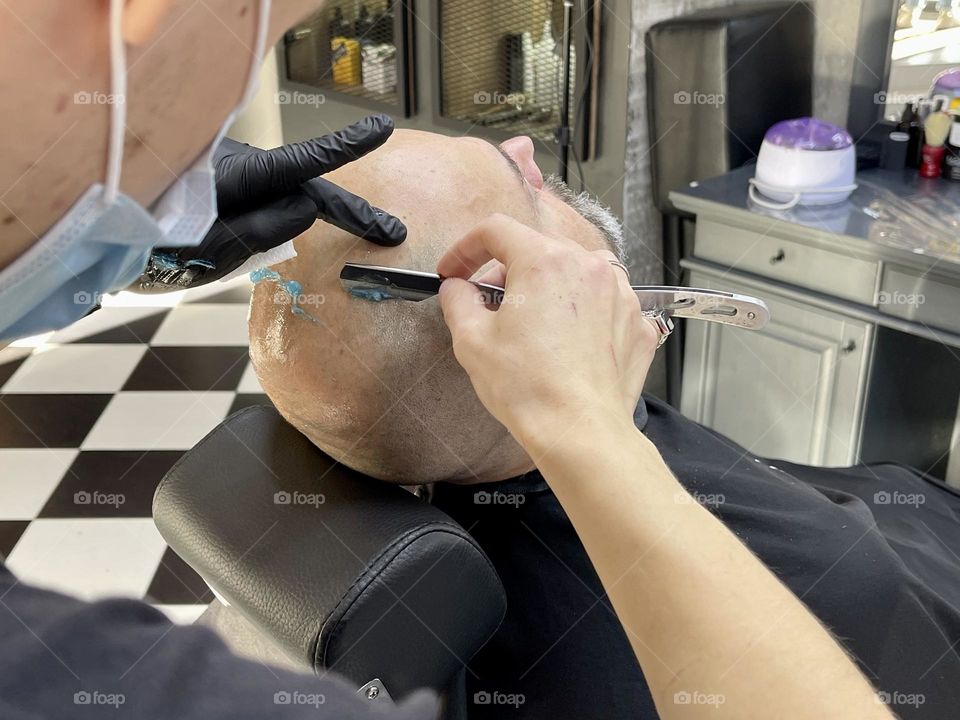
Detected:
[
  {"left": 138, "top": 114, "right": 406, "bottom": 291},
  {"left": 436, "top": 214, "right": 661, "bottom": 443}
]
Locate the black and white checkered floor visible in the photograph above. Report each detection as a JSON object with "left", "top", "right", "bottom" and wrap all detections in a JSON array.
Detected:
[{"left": 0, "top": 277, "right": 270, "bottom": 625}]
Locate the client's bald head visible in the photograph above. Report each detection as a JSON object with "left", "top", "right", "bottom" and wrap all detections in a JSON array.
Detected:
[{"left": 249, "top": 129, "right": 621, "bottom": 485}]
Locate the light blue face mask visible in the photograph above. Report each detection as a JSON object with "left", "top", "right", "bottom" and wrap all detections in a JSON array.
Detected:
[{"left": 0, "top": 0, "right": 271, "bottom": 342}]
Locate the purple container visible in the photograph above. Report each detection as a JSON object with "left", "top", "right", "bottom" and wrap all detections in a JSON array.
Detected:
[
  {"left": 762, "top": 117, "right": 854, "bottom": 152},
  {"left": 933, "top": 68, "right": 960, "bottom": 101}
]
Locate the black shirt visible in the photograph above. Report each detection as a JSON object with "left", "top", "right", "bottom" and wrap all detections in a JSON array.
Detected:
[
  {"left": 431, "top": 396, "right": 960, "bottom": 720},
  {"left": 0, "top": 568, "right": 438, "bottom": 719}
]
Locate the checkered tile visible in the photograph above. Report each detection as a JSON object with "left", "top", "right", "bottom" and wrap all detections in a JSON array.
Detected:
[{"left": 0, "top": 277, "right": 272, "bottom": 625}]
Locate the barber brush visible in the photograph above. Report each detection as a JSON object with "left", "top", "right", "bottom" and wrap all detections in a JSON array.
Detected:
[{"left": 919, "top": 111, "right": 952, "bottom": 178}]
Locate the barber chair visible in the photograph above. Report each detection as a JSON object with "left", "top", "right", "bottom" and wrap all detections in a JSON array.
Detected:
[{"left": 152, "top": 406, "right": 507, "bottom": 717}]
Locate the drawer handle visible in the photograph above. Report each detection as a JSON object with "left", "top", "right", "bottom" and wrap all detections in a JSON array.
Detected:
[{"left": 769, "top": 249, "right": 786, "bottom": 265}]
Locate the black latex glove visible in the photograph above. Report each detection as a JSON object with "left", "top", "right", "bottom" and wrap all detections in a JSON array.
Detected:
[{"left": 137, "top": 114, "right": 406, "bottom": 291}]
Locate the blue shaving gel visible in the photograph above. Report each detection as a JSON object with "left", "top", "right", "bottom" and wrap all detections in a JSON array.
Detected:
[
  {"left": 151, "top": 252, "right": 182, "bottom": 270},
  {"left": 184, "top": 258, "right": 216, "bottom": 269},
  {"left": 250, "top": 268, "right": 322, "bottom": 324},
  {"left": 347, "top": 286, "right": 397, "bottom": 303},
  {"left": 152, "top": 252, "right": 216, "bottom": 271}
]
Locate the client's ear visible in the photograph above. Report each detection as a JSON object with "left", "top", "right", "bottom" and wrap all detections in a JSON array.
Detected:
[
  {"left": 122, "top": 0, "right": 176, "bottom": 46},
  {"left": 501, "top": 136, "right": 544, "bottom": 190}
]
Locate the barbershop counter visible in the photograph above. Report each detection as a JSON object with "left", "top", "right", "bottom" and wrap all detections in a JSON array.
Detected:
[{"left": 670, "top": 166, "right": 960, "bottom": 486}]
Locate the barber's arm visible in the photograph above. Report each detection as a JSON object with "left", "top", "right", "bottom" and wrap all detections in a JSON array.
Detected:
[
  {"left": 435, "top": 214, "right": 892, "bottom": 720},
  {"left": 0, "top": 567, "right": 437, "bottom": 720}
]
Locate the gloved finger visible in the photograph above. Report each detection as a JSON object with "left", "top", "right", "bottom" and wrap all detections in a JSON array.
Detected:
[
  {"left": 228, "top": 114, "right": 396, "bottom": 200},
  {"left": 213, "top": 138, "right": 272, "bottom": 216},
  {"left": 264, "top": 114, "right": 395, "bottom": 178},
  {"left": 302, "top": 176, "right": 406, "bottom": 246},
  {"left": 213, "top": 137, "right": 257, "bottom": 168}
]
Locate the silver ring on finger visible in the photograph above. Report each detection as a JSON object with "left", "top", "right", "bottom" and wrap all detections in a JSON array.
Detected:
[{"left": 643, "top": 309, "right": 674, "bottom": 348}]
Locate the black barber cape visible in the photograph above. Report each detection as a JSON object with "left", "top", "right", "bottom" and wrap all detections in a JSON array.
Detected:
[
  {"left": 0, "top": 570, "right": 438, "bottom": 718},
  {"left": 432, "top": 395, "right": 960, "bottom": 720}
]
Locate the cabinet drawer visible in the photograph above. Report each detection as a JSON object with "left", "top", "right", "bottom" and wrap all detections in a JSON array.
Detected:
[
  {"left": 879, "top": 266, "right": 960, "bottom": 336},
  {"left": 694, "top": 219, "right": 880, "bottom": 305}
]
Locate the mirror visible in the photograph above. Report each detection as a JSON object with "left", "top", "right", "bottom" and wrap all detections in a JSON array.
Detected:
[{"left": 882, "top": 0, "right": 960, "bottom": 119}]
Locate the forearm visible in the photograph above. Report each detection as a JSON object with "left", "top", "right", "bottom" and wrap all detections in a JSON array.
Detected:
[
  {"left": 0, "top": 567, "right": 437, "bottom": 719},
  {"left": 521, "top": 412, "right": 891, "bottom": 720}
]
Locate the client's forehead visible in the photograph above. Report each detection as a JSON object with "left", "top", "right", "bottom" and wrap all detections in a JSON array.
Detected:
[
  {"left": 323, "top": 129, "right": 605, "bottom": 257},
  {"left": 327, "top": 130, "right": 537, "bottom": 230}
]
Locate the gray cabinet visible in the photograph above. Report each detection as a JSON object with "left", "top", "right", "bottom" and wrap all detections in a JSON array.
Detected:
[
  {"left": 671, "top": 166, "right": 960, "bottom": 484},
  {"left": 681, "top": 270, "right": 873, "bottom": 466}
]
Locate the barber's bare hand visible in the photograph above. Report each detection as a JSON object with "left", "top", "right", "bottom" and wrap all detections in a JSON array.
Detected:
[{"left": 436, "top": 214, "right": 660, "bottom": 441}]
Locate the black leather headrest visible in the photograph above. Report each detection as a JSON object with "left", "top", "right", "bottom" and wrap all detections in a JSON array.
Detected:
[{"left": 153, "top": 405, "right": 506, "bottom": 697}]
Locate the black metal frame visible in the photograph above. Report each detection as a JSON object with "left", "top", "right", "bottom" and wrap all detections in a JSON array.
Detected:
[
  {"left": 846, "top": 0, "right": 900, "bottom": 151},
  {"left": 278, "top": 0, "right": 418, "bottom": 118},
  {"left": 430, "top": 0, "right": 602, "bottom": 174}
]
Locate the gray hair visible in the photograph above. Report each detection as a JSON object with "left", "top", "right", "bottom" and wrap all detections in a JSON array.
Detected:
[{"left": 543, "top": 174, "right": 626, "bottom": 263}]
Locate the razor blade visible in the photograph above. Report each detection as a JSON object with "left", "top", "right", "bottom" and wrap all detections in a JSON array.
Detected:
[{"left": 339, "top": 262, "right": 770, "bottom": 330}]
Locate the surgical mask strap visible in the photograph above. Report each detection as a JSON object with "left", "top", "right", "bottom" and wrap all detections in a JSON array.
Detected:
[
  {"left": 104, "top": 0, "right": 127, "bottom": 205},
  {"left": 241, "top": 1, "right": 272, "bottom": 109},
  {"left": 103, "top": 0, "right": 269, "bottom": 207}
]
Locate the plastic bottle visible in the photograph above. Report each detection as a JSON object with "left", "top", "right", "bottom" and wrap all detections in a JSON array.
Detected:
[
  {"left": 897, "top": 103, "right": 923, "bottom": 168},
  {"left": 355, "top": 5, "right": 375, "bottom": 43},
  {"left": 328, "top": 6, "right": 351, "bottom": 38},
  {"left": 943, "top": 113, "right": 960, "bottom": 181}
]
